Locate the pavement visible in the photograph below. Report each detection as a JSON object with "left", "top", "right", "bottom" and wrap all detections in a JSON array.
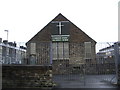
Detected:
[{"left": 52, "top": 74, "right": 118, "bottom": 88}]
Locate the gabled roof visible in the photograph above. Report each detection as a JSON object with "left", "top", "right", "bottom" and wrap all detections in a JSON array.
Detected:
[
  {"left": 52, "top": 13, "right": 69, "bottom": 21},
  {"left": 26, "top": 13, "right": 96, "bottom": 45}
]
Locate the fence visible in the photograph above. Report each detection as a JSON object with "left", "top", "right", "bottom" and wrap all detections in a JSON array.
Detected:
[
  {"left": 1, "top": 42, "right": 119, "bottom": 88},
  {"left": 51, "top": 42, "right": 117, "bottom": 88}
]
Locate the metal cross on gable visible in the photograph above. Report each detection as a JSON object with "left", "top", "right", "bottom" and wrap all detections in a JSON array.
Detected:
[
  {"left": 51, "top": 21, "right": 69, "bottom": 35},
  {"left": 56, "top": 22, "right": 64, "bottom": 35}
]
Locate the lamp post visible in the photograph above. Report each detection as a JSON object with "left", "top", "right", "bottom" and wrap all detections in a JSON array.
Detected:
[{"left": 4, "top": 30, "right": 9, "bottom": 41}]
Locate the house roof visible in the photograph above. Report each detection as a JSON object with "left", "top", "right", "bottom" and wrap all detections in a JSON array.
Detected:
[{"left": 26, "top": 13, "right": 96, "bottom": 45}]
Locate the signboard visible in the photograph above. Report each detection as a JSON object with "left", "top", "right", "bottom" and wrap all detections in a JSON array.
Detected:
[{"left": 51, "top": 35, "right": 69, "bottom": 42}]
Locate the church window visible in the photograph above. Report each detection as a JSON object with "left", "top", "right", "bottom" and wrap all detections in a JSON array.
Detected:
[
  {"left": 52, "top": 42, "right": 69, "bottom": 60},
  {"left": 84, "top": 42, "right": 92, "bottom": 59}
]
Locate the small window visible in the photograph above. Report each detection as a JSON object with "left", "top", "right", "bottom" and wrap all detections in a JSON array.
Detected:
[{"left": 30, "top": 43, "right": 36, "bottom": 54}]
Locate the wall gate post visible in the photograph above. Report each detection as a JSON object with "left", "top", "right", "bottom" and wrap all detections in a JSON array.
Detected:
[{"left": 114, "top": 42, "right": 120, "bottom": 86}]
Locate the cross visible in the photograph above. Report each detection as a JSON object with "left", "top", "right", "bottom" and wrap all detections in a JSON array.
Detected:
[
  {"left": 51, "top": 21, "right": 69, "bottom": 35},
  {"left": 56, "top": 22, "right": 64, "bottom": 35}
]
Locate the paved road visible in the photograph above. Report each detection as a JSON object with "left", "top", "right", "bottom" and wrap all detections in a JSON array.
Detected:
[{"left": 53, "top": 74, "right": 118, "bottom": 88}]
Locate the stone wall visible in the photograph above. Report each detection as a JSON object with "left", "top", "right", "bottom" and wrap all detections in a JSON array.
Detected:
[{"left": 2, "top": 65, "right": 56, "bottom": 89}]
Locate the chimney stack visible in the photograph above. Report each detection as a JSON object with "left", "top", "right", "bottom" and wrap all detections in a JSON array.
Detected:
[{"left": 3, "top": 40, "right": 8, "bottom": 44}]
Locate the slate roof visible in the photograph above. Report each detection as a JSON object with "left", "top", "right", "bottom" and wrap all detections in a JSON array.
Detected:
[{"left": 26, "top": 13, "right": 96, "bottom": 45}]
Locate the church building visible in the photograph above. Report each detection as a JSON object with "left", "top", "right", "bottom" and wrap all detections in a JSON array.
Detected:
[{"left": 26, "top": 13, "right": 96, "bottom": 74}]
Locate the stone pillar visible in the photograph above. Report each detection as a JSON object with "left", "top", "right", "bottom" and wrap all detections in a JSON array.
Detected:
[
  {"left": 0, "top": 64, "right": 2, "bottom": 90},
  {"left": 118, "top": 64, "right": 120, "bottom": 85},
  {"left": 118, "top": 1, "right": 120, "bottom": 86},
  {"left": 114, "top": 42, "right": 120, "bottom": 86}
]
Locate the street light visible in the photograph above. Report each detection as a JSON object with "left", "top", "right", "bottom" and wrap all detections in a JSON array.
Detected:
[{"left": 4, "top": 30, "right": 9, "bottom": 41}]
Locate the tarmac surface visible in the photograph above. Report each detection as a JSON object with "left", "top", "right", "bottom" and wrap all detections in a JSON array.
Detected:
[{"left": 53, "top": 74, "right": 118, "bottom": 88}]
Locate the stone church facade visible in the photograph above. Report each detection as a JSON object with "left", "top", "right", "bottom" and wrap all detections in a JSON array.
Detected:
[{"left": 26, "top": 13, "right": 96, "bottom": 74}]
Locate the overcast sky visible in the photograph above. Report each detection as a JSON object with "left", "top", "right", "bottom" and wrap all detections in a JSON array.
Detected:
[{"left": 0, "top": 0, "right": 119, "bottom": 43}]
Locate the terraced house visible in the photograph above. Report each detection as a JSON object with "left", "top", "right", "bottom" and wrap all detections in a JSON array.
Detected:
[{"left": 0, "top": 38, "right": 26, "bottom": 64}]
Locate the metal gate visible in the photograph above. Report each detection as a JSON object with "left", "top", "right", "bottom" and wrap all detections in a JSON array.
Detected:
[
  {"left": 52, "top": 42, "right": 117, "bottom": 88},
  {"left": 27, "top": 42, "right": 117, "bottom": 88}
]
